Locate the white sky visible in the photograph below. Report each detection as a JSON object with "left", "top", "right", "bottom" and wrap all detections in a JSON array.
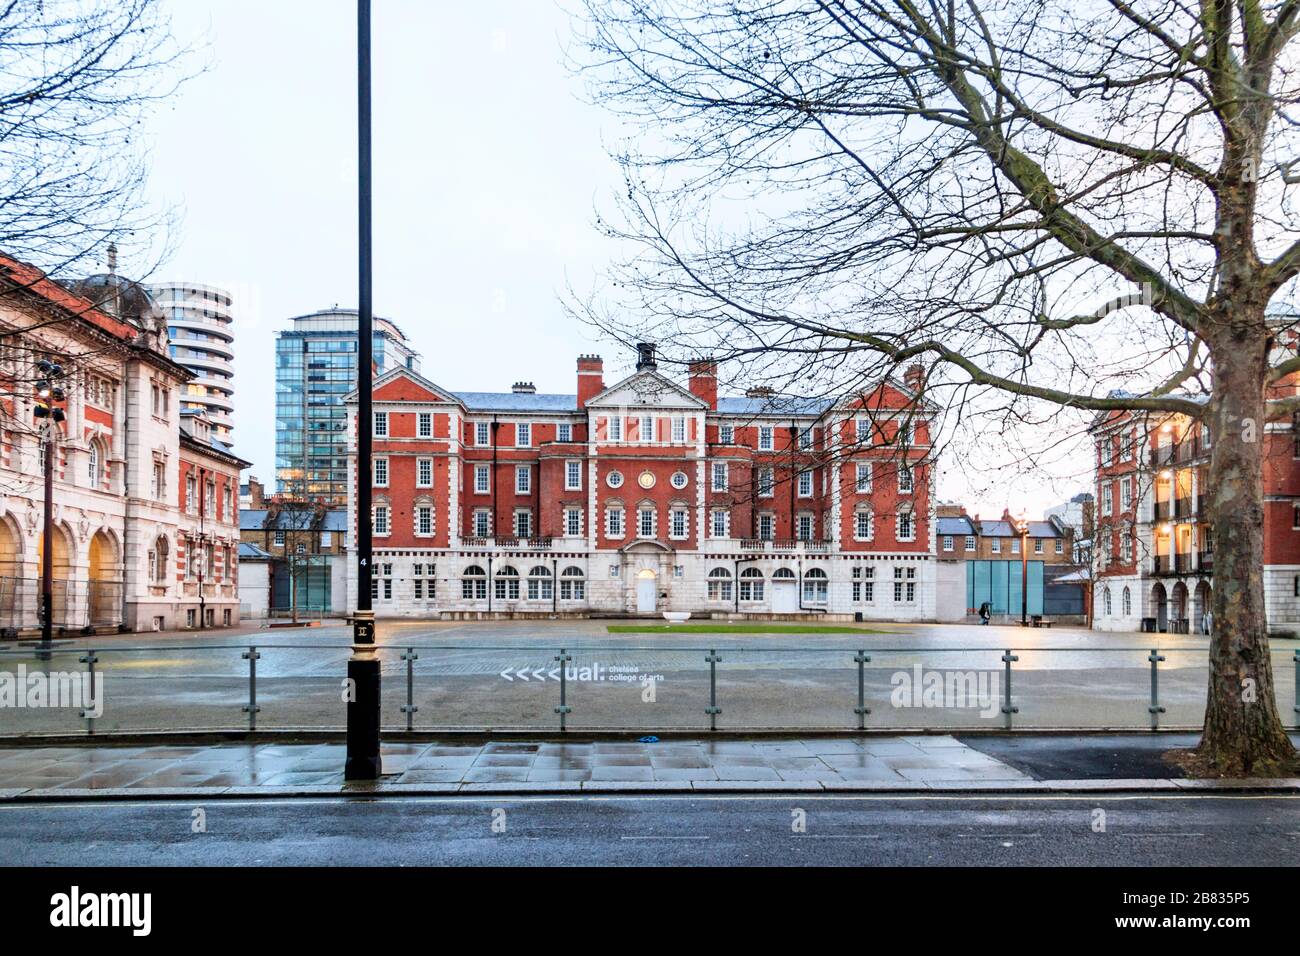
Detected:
[{"left": 142, "top": 0, "right": 1089, "bottom": 520}]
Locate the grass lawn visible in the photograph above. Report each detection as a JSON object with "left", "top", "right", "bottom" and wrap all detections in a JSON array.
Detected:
[{"left": 606, "top": 623, "right": 890, "bottom": 634}]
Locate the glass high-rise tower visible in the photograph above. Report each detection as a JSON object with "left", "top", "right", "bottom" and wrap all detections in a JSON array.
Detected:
[
  {"left": 275, "top": 309, "right": 420, "bottom": 503},
  {"left": 151, "top": 282, "right": 236, "bottom": 442}
]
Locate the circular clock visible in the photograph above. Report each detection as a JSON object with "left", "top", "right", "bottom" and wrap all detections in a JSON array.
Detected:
[{"left": 638, "top": 471, "right": 656, "bottom": 489}]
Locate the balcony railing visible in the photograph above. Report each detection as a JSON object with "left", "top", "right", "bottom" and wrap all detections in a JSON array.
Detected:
[
  {"left": 1151, "top": 553, "right": 1195, "bottom": 575},
  {"left": 459, "top": 536, "right": 554, "bottom": 550},
  {"left": 1198, "top": 551, "right": 1214, "bottom": 572},
  {"left": 740, "top": 538, "right": 832, "bottom": 552}
]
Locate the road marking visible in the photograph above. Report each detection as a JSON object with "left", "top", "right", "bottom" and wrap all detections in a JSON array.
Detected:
[{"left": 619, "top": 835, "right": 708, "bottom": 841}]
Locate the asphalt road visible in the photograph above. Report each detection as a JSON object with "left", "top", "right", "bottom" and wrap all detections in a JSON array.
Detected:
[{"left": 1, "top": 794, "right": 1297, "bottom": 865}]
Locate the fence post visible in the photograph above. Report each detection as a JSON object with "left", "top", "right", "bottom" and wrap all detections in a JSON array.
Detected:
[
  {"left": 854, "top": 650, "right": 871, "bottom": 729},
  {"left": 1001, "top": 650, "right": 1019, "bottom": 730},
  {"left": 78, "top": 650, "right": 98, "bottom": 736},
  {"left": 1293, "top": 650, "right": 1299, "bottom": 726},
  {"left": 241, "top": 645, "right": 260, "bottom": 732},
  {"left": 706, "top": 649, "right": 722, "bottom": 731},
  {"left": 400, "top": 648, "right": 418, "bottom": 732},
  {"left": 1148, "top": 648, "right": 1167, "bottom": 730},
  {"left": 554, "top": 648, "right": 572, "bottom": 732}
]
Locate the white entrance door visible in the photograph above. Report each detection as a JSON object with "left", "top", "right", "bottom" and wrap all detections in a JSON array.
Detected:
[
  {"left": 772, "top": 581, "right": 797, "bottom": 612},
  {"left": 636, "top": 571, "right": 657, "bottom": 613}
]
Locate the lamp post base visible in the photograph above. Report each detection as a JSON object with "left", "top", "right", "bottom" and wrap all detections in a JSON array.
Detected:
[{"left": 344, "top": 612, "right": 381, "bottom": 781}]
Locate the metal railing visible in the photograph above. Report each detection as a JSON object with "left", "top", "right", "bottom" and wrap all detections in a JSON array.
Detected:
[{"left": 0, "top": 642, "right": 1296, "bottom": 737}]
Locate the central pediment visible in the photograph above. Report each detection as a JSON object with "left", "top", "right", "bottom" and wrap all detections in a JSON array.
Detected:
[{"left": 585, "top": 370, "right": 708, "bottom": 410}]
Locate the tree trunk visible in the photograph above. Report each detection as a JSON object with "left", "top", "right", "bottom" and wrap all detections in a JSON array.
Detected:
[{"left": 1197, "top": 326, "right": 1296, "bottom": 774}]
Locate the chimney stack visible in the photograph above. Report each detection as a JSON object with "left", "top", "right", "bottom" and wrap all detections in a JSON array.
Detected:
[
  {"left": 688, "top": 357, "right": 718, "bottom": 410},
  {"left": 904, "top": 363, "right": 925, "bottom": 392},
  {"left": 745, "top": 385, "right": 774, "bottom": 399},
  {"left": 511, "top": 381, "right": 536, "bottom": 394},
  {"left": 577, "top": 354, "right": 604, "bottom": 407},
  {"left": 635, "top": 342, "right": 658, "bottom": 371}
]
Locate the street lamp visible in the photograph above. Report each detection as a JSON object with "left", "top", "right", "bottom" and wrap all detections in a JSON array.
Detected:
[
  {"left": 345, "top": 0, "right": 381, "bottom": 781},
  {"left": 1014, "top": 508, "right": 1029, "bottom": 626},
  {"left": 33, "top": 360, "right": 66, "bottom": 661}
]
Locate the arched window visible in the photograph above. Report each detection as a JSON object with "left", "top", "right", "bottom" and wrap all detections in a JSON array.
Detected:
[
  {"left": 527, "top": 565, "right": 553, "bottom": 600},
  {"left": 560, "top": 565, "right": 585, "bottom": 601},
  {"left": 772, "top": 567, "right": 796, "bottom": 580},
  {"left": 148, "top": 536, "right": 169, "bottom": 586},
  {"left": 1122, "top": 586, "right": 1131, "bottom": 616},
  {"left": 87, "top": 441, "right": 101, "bottom": 486},
  {"left": 739, "top": 566, "right": 764, "bottom": 602},
  {"left": 1103, "top": 587, "right": 1113, "bottom": 616},
  {"left": 495, "top": 565, "right": 520, "bottom": 600},
  {"left": 707, "top": 566, "right": 733, "bottom": 601},
  {"left": 462, "top": 564, "right": 487, "bottom": 600},
  {"left": 803, "top": 567, "right": 829, "bottom": 603}
]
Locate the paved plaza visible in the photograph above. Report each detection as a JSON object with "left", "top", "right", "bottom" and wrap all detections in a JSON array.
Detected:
[{"left": 0, "top": 619, "right": 1295, "bottom": 736}]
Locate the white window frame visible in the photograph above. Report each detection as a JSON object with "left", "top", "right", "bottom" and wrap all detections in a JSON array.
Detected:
[
  {"left": 417, "top": 412, "right": 432, "bottom": 438},
  {"left": 672, "top": 416, "right": 686, "bottom": 442},
  {"left": 516, "top": 422, "right": 531, "bottom": 447},
  {"left": 374, "top": 411, "right": 388, "bottom": 437},
  {"left": 373, "top": 505, "right": 390, "bottom": 536},
  {"left": 637, "top": 507, "right": 657, "bottom": 539},
  {"left": 898, "top": 464, "right": 914, "bottom": 494},
  {"left": 896, "top": 510, "right": 915, "bottom": 542},
  {"left": 373, "top": 457, "right": 389, "bottom": 487},
  {"left": 758, "top": 425, "right": 773, "bottom": 451},
  {"left": 855, "top": 463, "right": 872, "bottom": 493},
  {"left": 515, "top": 465, "right": 531, "bottom": 494},
  {"left": 557, "top": 422, "right": 572, "bottom": 443},
  {"left": 606, "top": 507, "right": 625, "bottom": 539},
  {"left": 711, "top": 461, "right": 728, "bottom": 492},
  {"left": 475, "top": 422, "right": 490, "bottom": 446},
  {"left": 474, "top": 464, "right": 490, "bottom": 494},
  {"left": 417, "top": 458, "right": 433, "bottom": 488},
  {"left": 415, "top": 504, "right": 434, "bottom": 537},
  {"left": 797, "top": 470, "right": 813, "bottom": 497},
  {"left": 608, "top": 415, "right": 622, "bottom": 441},
  {"left": 564, "top": 508, "right": 583, "bottom": 537},
  {"left": 669, "top": 509, "right": 688, "bottom": 540},
  {"left": 710, "top": 509, "right": 730, "bottom": 539},
  {"left": 565, "top": 460, "right": 582, "bottom": 491}
]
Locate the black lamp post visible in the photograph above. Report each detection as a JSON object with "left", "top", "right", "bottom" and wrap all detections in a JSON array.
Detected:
[
  {"left": 345, "top": 0, "right": 381, "bottom": 780},
  {"left": 34, "top": 360, "right": 66, "bottom": 661}
]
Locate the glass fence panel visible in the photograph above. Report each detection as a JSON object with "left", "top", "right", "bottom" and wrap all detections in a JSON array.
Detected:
[
  {"left": 255, "top": 644, "right": 353, "bottom": 731},
  {"left": 714, "top": 648, "right": 860, "bottom": 731},
  {"left": 403, "top": 646, "right": 566, "bottom": 731},
  {"left": 0, "top": 647, "right": 91, "bottom": 736},
  {"left": 564, "top": 646, "right": 708, "bottom": 732},
  {"left": 860, "top": 650, "right": 1010, "bottom": 731}
]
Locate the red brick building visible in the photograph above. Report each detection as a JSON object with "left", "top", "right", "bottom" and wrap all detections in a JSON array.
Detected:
[
  {"left": 1090, "top": 369, "right": 1300, "bottom": 634},
  {"left": 345, "top": 344, "right": 938, "bottom": 619}
]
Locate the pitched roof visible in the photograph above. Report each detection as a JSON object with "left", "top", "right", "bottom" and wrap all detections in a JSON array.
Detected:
[
  {"left": 936, "top": 515, "right": 977, "bottom": 535},
  {"left": 0, "top": 253, "right": 140, "bottom": 341},
  {"left": 452, "top": 391, "right": 579, "bottom": 412},
  {"left": 978, "top": 520, "right": 1062, "bottom": 538},
  {"left": 238, "top": 542, "right": 274, "bottom": 560},
  {"left": 239, "top": 508, "right": 349, "bottom": 532}
]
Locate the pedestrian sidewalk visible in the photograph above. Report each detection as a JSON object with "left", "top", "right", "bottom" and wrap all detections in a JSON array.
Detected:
[{"left": 1, "top": 734, "right": 1298, "bottom": 799}]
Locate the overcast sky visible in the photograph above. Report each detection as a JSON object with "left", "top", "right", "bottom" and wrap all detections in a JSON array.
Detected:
[{"left": 142, "top": 0, "right": 1090, "bottom": 520}]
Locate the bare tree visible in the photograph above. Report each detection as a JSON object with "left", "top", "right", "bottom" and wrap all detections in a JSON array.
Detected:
[
  {"left": 572, "top": 0, "right": 1300, "bottom": 773},
  {"left": 0, "top": 0, "right": 193, "bottom": 275}
]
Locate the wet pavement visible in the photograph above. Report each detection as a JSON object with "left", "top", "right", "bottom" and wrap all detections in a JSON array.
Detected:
[
  {"left": 0, "top": 619, "right": 1295, "bottom": 735},
  {"left": 0, "top": 735, "right": 1032, "bottom": 793}
]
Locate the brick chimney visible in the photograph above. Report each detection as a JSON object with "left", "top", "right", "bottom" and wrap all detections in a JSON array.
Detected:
[
  {"left": 577, "top": 354, "right": 604, "bottom": 407},
  {"left": 688, "top": 358, "right": 718, "bottom": 410},
  {"left": 247, "top": 476, "right": 265, "bottom": 509},
  {"left": 511, "top": 381, "right": 536, "bottom": 394},
  {"left": 903, "top": 363, "right": 925, "bottom": 392}
]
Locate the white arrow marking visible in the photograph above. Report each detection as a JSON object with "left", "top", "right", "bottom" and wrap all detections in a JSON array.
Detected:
[
  {"left": 548, "top": 668, "right": 560, "bottom": 681},
  {"left": 516, "top": 669, "right": 529, "bottom": 681},
  {"left": 499, "top": 668, "right": 514, "bottom": 682},
  {"left": 532, "top": 668, "right": 547, "bottom": 681}
]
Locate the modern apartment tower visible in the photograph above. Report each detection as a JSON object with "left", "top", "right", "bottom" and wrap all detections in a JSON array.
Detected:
[
  {"left": 150, "top": 282, "right": 236, "bottom": 442},
  {"left": 275, "top": 308, "right": 421, "bottom": 504}
]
